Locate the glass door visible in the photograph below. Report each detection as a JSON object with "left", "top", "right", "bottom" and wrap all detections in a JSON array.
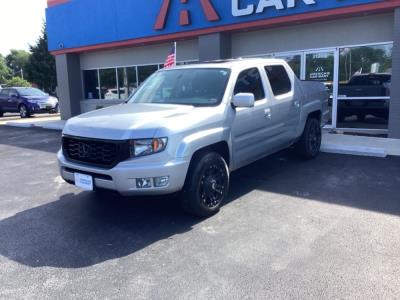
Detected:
[
  {"left": 304, "top": 50, "right": 337, "bottom": 127},
  {"left": 337, "top": 44, "right": 392, "bottom": 130}
]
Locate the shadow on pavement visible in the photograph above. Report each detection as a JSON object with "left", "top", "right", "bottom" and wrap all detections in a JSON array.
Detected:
[
  {"left": 0, "top": 191, "right": 198, "bottom": 268},
  {"left": 0, "top": 148, "right": 399, "bottom": 269},
  {"left": 0, "top": 126, "right": 61, "bottom": 154}
]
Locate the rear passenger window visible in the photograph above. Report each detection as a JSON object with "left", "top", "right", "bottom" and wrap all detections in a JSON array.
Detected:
[
  {"left": 0, "top": 89, "right": 8, "bottom": 96},
  {"left": 264, "top": 65, "right": 291, "bottom": 96},
  {"left": 234, "top": 68, "right": 265, "bottom": 101}
]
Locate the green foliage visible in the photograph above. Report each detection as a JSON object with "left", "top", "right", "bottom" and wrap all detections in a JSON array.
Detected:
[
  {"left": 25, "top": 24, "right": 57, "bottom": 93},
  {"left": 5, "top": 49, "right": 30, "bottom": 77},
  {"left": 339, "top": 45, "right": 393, "bottom": 82},
  {"left": 5, "top": 76, "right": 31, "bottom": 87},
  {"left": 0, "top": 54, "right": 11, "bottom": 84}
]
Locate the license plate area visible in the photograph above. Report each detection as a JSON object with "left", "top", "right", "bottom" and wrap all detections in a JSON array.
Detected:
[{"left": 74, "top": 173, "right": 93, "bottom": 191}]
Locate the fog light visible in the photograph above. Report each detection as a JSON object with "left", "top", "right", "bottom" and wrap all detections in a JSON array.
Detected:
[
  {"left": 136, "top": 178, "right": 152, "bottom": 189},
  {"left": 154, "top": 176, "right": 169, "bottom": 187}
]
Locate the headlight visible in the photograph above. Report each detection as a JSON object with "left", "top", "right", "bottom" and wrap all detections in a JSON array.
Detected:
[{"left": 130, "top": 138, "right": 167, "bottom": 157}]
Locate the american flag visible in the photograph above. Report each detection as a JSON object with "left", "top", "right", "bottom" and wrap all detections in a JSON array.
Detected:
[{"left": 164, "top": 44, "right": 176, "bottom": 68}]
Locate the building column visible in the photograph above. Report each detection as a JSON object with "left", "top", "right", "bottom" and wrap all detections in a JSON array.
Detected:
[
  {"left": 389, "top": 8, "right": 400, "bottom": 138},
  {"left": 55, "top": 54, "right": 82, "bottom": 120},
  {"left": 198, "top": 33, "right": 232, "bottom": 62}
]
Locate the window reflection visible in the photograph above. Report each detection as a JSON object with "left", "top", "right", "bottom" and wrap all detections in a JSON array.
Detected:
[
  {"left": 83, "top": 64, "right": 164, "bottom": 101},
  {"left": 138, "top": 65, "right": 159, "bottom": 85},
  {"left": 117, "top": 67, "right": 138, "bottom": 100},
  {"left": 83, "top": 70, "right": 99, "bottom": 99},
  {"left": 305, "top": 52, "right": 335, "bottom": 125},
  {"left": 338, "top": 44, "right": 392, "bottom": 129},
  {"left": 99, "top": 68, "right": 118, "bottom": 100},
  {"left": 277, "top": 54, "right": 301, "bottom": 79}
]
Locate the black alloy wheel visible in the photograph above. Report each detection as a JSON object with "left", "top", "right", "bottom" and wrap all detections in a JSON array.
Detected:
[
  {"left": 307, "top": 119, "right": 322, "bottom": 157},
  {"left": 296, "top": 117, "right": 321, "bottom": 159},
  {"left": 199, "top": 162, "right": 226, "bottom": 209},
  {"left": 182, "top": 152, "right": 229, "bottom": 217}
]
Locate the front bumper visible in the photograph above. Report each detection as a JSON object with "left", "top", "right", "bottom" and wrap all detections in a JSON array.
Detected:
[
  {"left": 57, "top": 150, "right": 190, "bottom": 196},
  {"left": 29, "top": 103, "right": 58, "bottom": 114}
]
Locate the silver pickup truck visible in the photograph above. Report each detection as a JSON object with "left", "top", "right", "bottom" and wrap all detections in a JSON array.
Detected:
[{"left": 58, "top": 58, "right": 328, "bottom": 216}]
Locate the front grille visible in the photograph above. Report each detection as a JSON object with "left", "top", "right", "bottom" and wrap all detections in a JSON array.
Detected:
[{"left": 62, "top": 136, "right": 130, "bottom": 168}]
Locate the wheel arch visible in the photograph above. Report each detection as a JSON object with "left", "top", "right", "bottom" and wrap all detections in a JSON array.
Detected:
[{"left": 183, "top": 141, "right": 231, "bottom": 190}]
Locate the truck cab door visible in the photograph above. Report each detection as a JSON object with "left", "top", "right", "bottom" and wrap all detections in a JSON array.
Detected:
[
  {"left": 231, "top": 67, "right": 280, "bottom": 169},
  {"left": 263, "top": 64, "right": 301, "bottom": 142}
]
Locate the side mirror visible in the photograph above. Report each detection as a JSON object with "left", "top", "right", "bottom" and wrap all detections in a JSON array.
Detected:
[
  {"left": 232, "top": 93, "right": 255, "bottom": 108},
  {"left": 10, "top": 94, "right": 18, "bottom": 99}
]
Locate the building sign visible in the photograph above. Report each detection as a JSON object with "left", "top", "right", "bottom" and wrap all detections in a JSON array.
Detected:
[
  {"left": 309, "top": 66, "right": 331, "bottom": 80},
  {"left": 46, "top": 0, "right": 386, "bottom": 52}
]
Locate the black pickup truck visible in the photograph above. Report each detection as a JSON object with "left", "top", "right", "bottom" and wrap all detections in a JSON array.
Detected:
[{"left": 337, "top": 73, "right": 391, "bottom": 122}]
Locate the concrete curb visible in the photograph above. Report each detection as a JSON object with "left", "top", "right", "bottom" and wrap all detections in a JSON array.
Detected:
[
  {"left": 40, "top": 123, "right": 65, "bottom": 131},
  {"left": 5, "top": 122, "right": 35, "bottom": 128},
  {"left": 321, "top": 143, "right": 387, "bottom": 158},
  {"left": 5, "top": 121, "right": 65, "bottom": 131}
]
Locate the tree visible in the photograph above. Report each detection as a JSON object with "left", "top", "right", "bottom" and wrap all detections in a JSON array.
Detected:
[
  {"left": 5, "top": 50, "right": 30, "bottom": 79},
  {"left": 25, "top": 24, "right": 57, "bottom": 94},
  {"left": 5, "top": 76, "right": 31, "bottom": 87},
  {"left": 0, "top": 54, "right": 11, "bottom": 84}
]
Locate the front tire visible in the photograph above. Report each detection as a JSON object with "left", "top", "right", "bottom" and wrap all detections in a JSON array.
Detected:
[
  {"left": 182, "top": 152, "right": 229, "bottom": 217},
  {"left": 295, "top": 117, "right": 322, "bottom": 159},
  {"left": 19, "top": 104, "right": 30, "bottom": 118}
]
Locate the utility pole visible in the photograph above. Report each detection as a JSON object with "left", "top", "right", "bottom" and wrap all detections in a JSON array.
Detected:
[{"left": 12, "top": 69, "right": 24, "bottom": 80}]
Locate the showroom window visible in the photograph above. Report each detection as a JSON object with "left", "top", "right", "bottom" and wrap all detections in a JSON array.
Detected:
[
  {"left": 276, "top": 54, "right": 301, "bottom": 79},
  {"left": 337, "top": 44, "right": 392, "bottom": 129},
  {"left": 138, "top": 65, "right": 159, "bottom": 85},
  {"left": 117, "top": 67, "right": 138, "bottom": 100},
  {"left": 99, "top": 68, "right": 118, "bottom": 100},
  {"left": 83, "top": 70, "right": 100, "bottom": 99},
  {"left": 82, "top": 64, "right": 161, "bottom": 100}
]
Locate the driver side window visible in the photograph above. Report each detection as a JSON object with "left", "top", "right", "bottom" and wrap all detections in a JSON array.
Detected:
[
  {"left": 234, "top": 68, "right": 265, "bottom": 101},
  {"left": 9, "top": 90, "right": 18, "bottom": 97}
]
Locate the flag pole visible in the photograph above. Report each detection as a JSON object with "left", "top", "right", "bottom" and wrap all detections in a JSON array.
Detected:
[{"left": 174, "top": 41, "right": 177, "bottom": 67}]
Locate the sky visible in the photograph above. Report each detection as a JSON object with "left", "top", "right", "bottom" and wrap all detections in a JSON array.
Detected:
[{"left": 0, "top": 0, "right": 47, "bottom": 56}]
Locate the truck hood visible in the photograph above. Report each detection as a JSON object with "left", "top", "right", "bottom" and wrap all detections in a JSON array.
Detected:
[{"left": 63, "top": 103, "right": 198, "bottom": 140}]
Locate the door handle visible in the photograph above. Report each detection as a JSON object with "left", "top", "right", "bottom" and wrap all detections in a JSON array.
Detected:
[
  {"left": 264, "top": 108, "right": 272, "bottom": 119},
  {"left": 294, "top": 100, "right": 300, "bottom": 108}
]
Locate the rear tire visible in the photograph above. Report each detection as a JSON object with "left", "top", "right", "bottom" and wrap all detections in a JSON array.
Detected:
[
  {"left": 295, "top": 117, "right": 322, "bottom": 159},
  {"left": 181, "top": 152, "right": 229, "bottom": 217},
  {"left": 19, "top": 104, "right": 30, "bottom": 118}
]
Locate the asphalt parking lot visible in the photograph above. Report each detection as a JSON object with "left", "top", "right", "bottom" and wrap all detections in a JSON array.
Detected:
[{"left": 0, "top": 126, "right": 400, "bottom": 299}]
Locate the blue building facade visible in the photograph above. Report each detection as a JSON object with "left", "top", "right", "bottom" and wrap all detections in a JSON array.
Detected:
[{"left": 46, "top": 0, "right": 400, "bottom": 137}]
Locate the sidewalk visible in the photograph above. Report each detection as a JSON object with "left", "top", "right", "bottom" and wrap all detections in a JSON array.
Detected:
[
  {"left": 1, "top": 114, "right": 65, "bottom": 131},
  {"left": 321, "top": 132, "right": 400, "bottom": 158},
  {"left": 2, "top": 117, "right": 399, "bottom": 157}
]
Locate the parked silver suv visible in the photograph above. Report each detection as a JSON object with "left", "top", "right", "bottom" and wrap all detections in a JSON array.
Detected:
[{"left": 58, "top": 59, "right": 328, "bottom": 216}]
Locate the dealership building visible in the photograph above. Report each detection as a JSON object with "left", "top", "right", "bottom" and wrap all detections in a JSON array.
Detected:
[{"left": 46, "top": 0, "right": 400, "bottom": 138}]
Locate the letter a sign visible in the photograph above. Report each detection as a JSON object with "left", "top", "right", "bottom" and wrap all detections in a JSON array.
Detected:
[{"left": 154, "top": 0, "right": 220, "bottom": 30}]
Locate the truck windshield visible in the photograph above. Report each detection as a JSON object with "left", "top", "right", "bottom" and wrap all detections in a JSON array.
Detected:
[{"left": 128, "top": 68, "right": 231, "bottom": 106}]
